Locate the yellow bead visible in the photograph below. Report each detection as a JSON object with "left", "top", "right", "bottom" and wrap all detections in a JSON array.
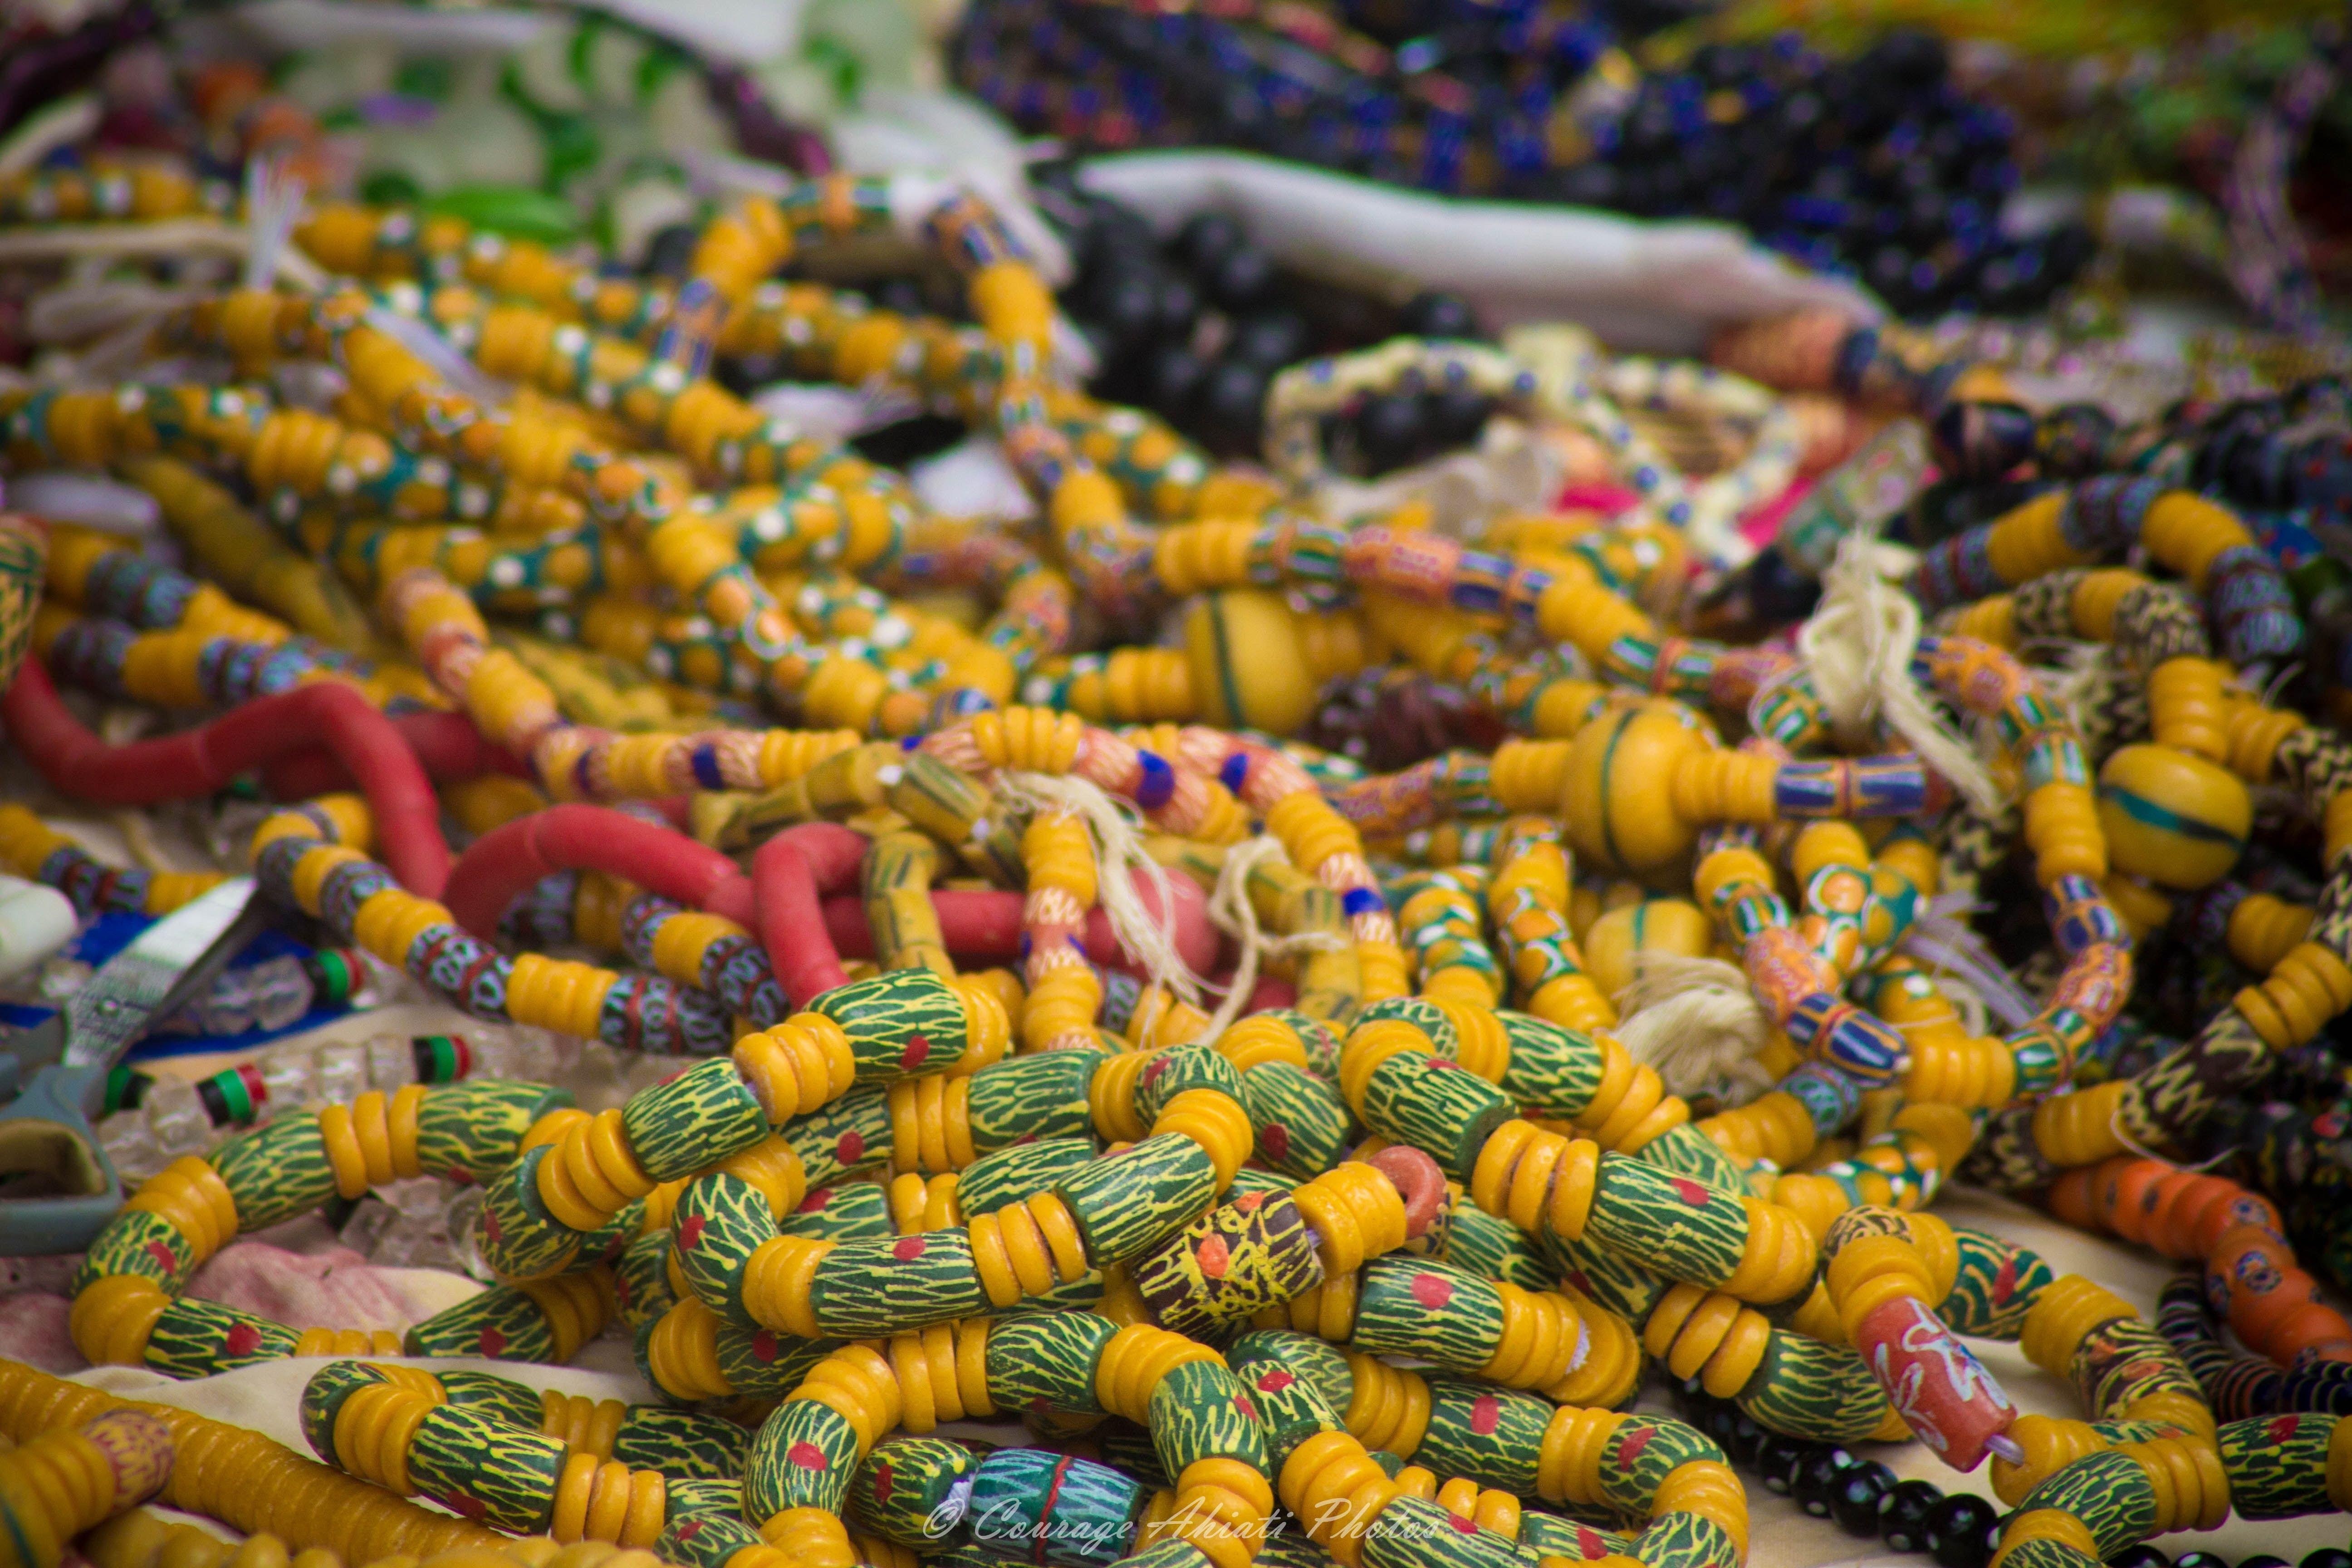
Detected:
[
  {"left": 1581, "top": 899, "right": 1713, "bottom": 1000},
  {"left": 1181, "top": 589, "right": 1316, "bottom": 737},
  {"left": 1561, "top": 705, "right": 1712, "bottom": 876},
  {"left": 2095, "top": 743, "right": 2250, "bottom": 890}
]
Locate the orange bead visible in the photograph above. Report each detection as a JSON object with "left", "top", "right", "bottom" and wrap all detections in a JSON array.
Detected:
[
  {"left": 2043, "top": 1170, "right": 2097, "bottom": 1231},
  {"left": 2151, "top": 1175, "right": 2240, "bottom": 1261},
  {"left": 2256, "top": 1299, "right": 2352, "bottom": 1363},
  {"left": 2100, "top": 1160, "right": 2166, "bottom": 1247}
]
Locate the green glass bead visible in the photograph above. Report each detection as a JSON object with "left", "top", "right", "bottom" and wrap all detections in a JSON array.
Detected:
[
  {"left": 406, "top": 1405, "right": 569, "bottom": 1533},
  {"left": 2215, "top": 1411, "right": 2337, "bottom": 1518},
  {"left": 1354, "top": 1259, "right": 1504, "bottom": 1373},
  {"left": 1628, "top": 1508, "right": 1741, "bottom": 1568},
  {"left": 474, "top": 1146, "right": 583, "bottom": 1282},
  {"left": 1147, "top": 1358, "right": 1269, "bottom": 1479},
  {"left": 1991, "top": 1543, "right": 2101, "bottom": 1568},
  {"left": 1225, "top": 1168, "right": 1293, "bottom": 1201},
  {"left": 1942, "top": 1229, "right": 2053, "bottom": 1340},
  {"left": 672, "top": 1170, "right": 781, "bottom": 1328},
  {"left": 416, "top": 1079, "right": 576, "bottom": 1183},
  {"left": 621, "top": 1058, "right": 769, "bottom": 1182},
  {"left": 986, "top": 1312, "right": 1118, "bottom": 1416},
  {"left": 786, "top": 1087, "right": 894, "bottom": 1186},
  {"left": 811, "top": 966, "right": 972, "bottom": 1084},
  {"left": 1624, "top": 1122, "right": 1749, "bottom": 1199},
  {"left": 406, "top": 1281, "right": 566, "bottom": 1361},
  {"left": 1084, "top": 1422, "right": 1169, "bottom": 1490},
  {"left": 809, "top": 1231, "right": 989, "bottom": 1335},
  {"left": 207, "top": 1113, "right": 339, "bottom": 1232},
  {"left": 1593, "top": 1419, "right": 1721, "bottom": 1521},
  {"left": 1543, "top": 1231, "right": 1669, "bottom": 1322},
  {"left": 1492, "top": 1013, "right": 1603, "bottom": 1119},
  {"left": 1133, "top": 1191, "right": 1324, "bottom": 1339},
  {"left": 1227, "top": 1329, "right": 1356, "bottom": 1421},
  {"left": 1355, "top": 999, "right": 1458, "bottom": 1054},
  {"left": 578, "top": 1196, "right": 652, "bottom": 1270},
  {"left": 1057, "top": 1133, "right": 1219, "bottom": 1266},
  {"left": 848, "top": 1436, "right": 977, "bottom": 1548},
  {"left": 745, "top": 1397, "right": 863, "bottom": 1519},
  {"left": 1439, "top": 1198, "right": 1553, "bottom": 1292},
  {"left": 779, "top": 1179, "right": 896, "bottom": 1241},
  {"left": 1256, "top": 1532, "right": 1340, "bottom": 1568},
  {"left": 659, "top": 1509, "right": 764, "bottom": 1568},
  {"left": 73, "top": 1208, "right": 194, "bottom": 1297},
  {"left": 666, "top": 1478, "right": 742, "bottom": 1519},
  {"left": 612, "top": 1230, "right": 678, "bottom": 1328},
  {"left": 1415, "top": 1378, "right": 1549, "bottom": 1497},
  {"left": 956, "top": 1139, "right": 1098, "bottom": 1216},
  {"left": 1584, "top": 1154, "right": 1747, "bottom": 1287},
  {"left": 434, "top": 1369, "right": 544, "bottom": 1431},
  {"left": 1356, "top": 1052, "right": 1513, "bottom": 1181},
  {"left": 1733, "top": 1330, "right": 1889, "bottom": 1442},
  {"left": 1255, "top": 1009, "right": 1343, "bottom": 1080},
  {"left": 144, "top": 1298, "right": 298, "bottom": 1378},
  {"left": 965, "top": 1050, "right": 1105, "bottom": 1153},
  {"left": 2070, "top": 1316, "right": 2201, "bottom": 1421},
  {"left": 711, "top": 1320, "right": 843, "bottom": 1401},
  {"left": 299, "top": 1360, "right": 392, "bottom": 1463},
  {"left": 1132, "top": 1044, "right": 1248, "bottom": 1124},
  {"left": 1235, "top": 1060, "right": 1355, "bottom": 1181},
  {"left": 1359, "top": 1494, "right": 1524, "bottom": 1568},
  {"left": 1221, "top": 1341, "right": 1347, "bottom": 1465},
  {"left": 2013, "top": 1448, "right": 2155, "bottom": 1557},
  {"left": 611, "top": 1406, "right": 751, "bottom": 1480},
  {"left": 969, "top": 1447, "right": 1144, "bottom": 1568},
  {"left": 1515, "top": 1510, "right": 1633, "bottom": 1561}
]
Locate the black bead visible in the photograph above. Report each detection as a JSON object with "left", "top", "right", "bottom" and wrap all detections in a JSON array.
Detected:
[
  {"left": 1754, "top": 1433, "right": 1811, "bottom": 1494},
  {"left": 2108, "top": 1546, "right": 2171, "bottom": 1568},
  {"left": 2240, "top": 1557, "right": 2290, "bottom": 1568},
  {"left": 1207, "top": 245, "right": 1277, "bottom": 311},
  {"left": 1791, "top": 1446, "right": 1857, "bottom": 1518},
  {"left": 1719, "top": 1409, "right": 1767, "bottom": 1466},
  {"left": 642, "top": 222, "right": 701, "bottom": 281},
  {"left": 2172, "top": 1553, "right": 2231, "bottom": 1568},
  {"left": 1196, "top": 359, "right": 1269, "bottom": 454},
  {"left": 1397, "top": 290, "right": 1480, "bottom": 340},
  {"left": 1356, "top": 392, "right": 1427, "bottom": 474},
  {"left": 1747, "top": 545, "right": 1823, "bottom": 623},
  {"left": 1175, "top": 212, "right": 1247, "bottom": 274},
  {"left": 1829, "top": 1463, "right": 1891, "bottom": 1537},
  {"left": 1425, "top": 387, "right": 1490, "bottom": 450},
  {"left": 1931, "top": 399, "right": 2038, "bottom": 481},
  {"left": 871, "top": 277, "right": 927, "bottom": 317},
  {"left": 1925, "top": 1494, "right": 1998, "bottom": 1568},
  {"left": 1085, "top": 272, "right": 1164, "bottom": 347},
  {"left": 2301, "top": 1552, "right": 2352, "bottom": 1568},
  {"left": 1145, "top": 345, "right": 1208, "bottom": 415},
  {"left": 1228, "top": 311, "right": 1308, "bottom": 370},
  {"left": 1879, "top": 1479, "right": 1944, "bottom": 1552}
]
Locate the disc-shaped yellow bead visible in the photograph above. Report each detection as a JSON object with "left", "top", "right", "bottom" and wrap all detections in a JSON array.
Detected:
[
  {"left": 1581, "top": 898, "right": 1713, "bottom": 999},
  {"left": 2095, "top": 744, "right": 2250, "bottom": 890},
  {"left": 1182, "top": 589, "right": 1316, "bottom": 737},
  {"left": 1561, "top": 705, "right": 1713, "bottom": 876}
]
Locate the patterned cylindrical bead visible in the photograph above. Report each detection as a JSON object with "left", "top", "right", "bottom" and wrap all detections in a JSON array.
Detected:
[
  {"left": 1147, "top": 1359, "right": 1270, "bottom": 1479},
  {"left": 416, "top": 1079, "right": 576, "bottom": 1182},
  {"left": 476, "top": 1146, "right": 586, "bottom": 1280},
  {"left": 1352, "top": 1260, "right": 1507, "bottom": 1372},
  {"left": 1359, "top": 1494, "right": 1525, "bottom": 1568},
  {"left": 1132, "top": 1192, "right": 1324, "bottom": 1338},
  {"left": 1234, "top": 1060, "right": 1355, "bottom": 1181},
  {"left": 2215, "top": 1411, "right": 2337, "bottom": 1517},
  {"left": 956, "top": 1139, "right": 1098, "bottom": 1216},
  {"left": 405, "top": 1405, "right": 571, "bottom": 1533},
  {"left": 2010, "top": 1450, "right": 2156, "bottom": 1559},
  {"left": 612, "top": 1231, "right": 677, "bottom": 1328},
  {"left": 985, "top": 1312, "right": 1119, "bottom": 1416},
  {"left": 1735, "top": 1330, "right": 1892, "bottom": 1443},
  {"left": 1357, "top": 1054, "right": 1515, "bottom": 1180},
  {"left": 969, "top": 1447, "right": 1144, "bottom": 1568},
  {"left": 1415, "top": 1378, "right": 1551, "bottom": 1497},
  {"left": 1440, "top": 1198, "right": 1553, "bottom": 1291},
  {"left": 614, "top": 1406, "right": 752, "bottom": 1479},
  {"left": 781, "top": 1180, "right": 897, "bottom": 1241},
  {"left": 808, "top": 1231, "right": 992, "bottom": 1334},
  {"left": 672, "top": 1172, "right": 782, "bottom": 1327},
  {"left": 745, "top": 1397, "right": 864, "bottom": 1519},
  {"left": 848, "top": 1436, "right": 979, "bottom": 1548},
  {"left": 1586, "top": 1155, "right": 1748, "bottom": 1286},
  {"left": 966, "top": 1050, "right": 1104, "bottom": 1151},
  {"left": 1853, "top": 1296, "right": 2016, "bottom": 1470},
  {"left": 143, "top": 1298, "right": 299, "bottom": 1377},
  {"left": 1942, "top": 1230, "right": 2053, "bottom": 1339},
  {"left": 1057, "top": 1135, "right": 1220, "bottom": 1265},
  {"left": 812, "top": 967, "right": 973, "bottom": 1083},
  {"left": 621, "top": 1058, "right": 769, "bottom": 1181},
  {"left": 206, "top": 1114, "right": 339, "bottom": 1231}
]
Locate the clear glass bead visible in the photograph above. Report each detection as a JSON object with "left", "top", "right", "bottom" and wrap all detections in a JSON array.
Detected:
[
  {"left": 142, "top": 1074, "right": 213, "bottom": 1156},
  {"left": 246, "top": 954, "right": 314, "bottom": 1031},
  {"left": 314, "top": 1041, "right": 368, "bottom": 1104},
  {"left": 365, "top": 1032, "right": 417, "bottom": 1089},
  {"left": 99, "top": 1109, "right": 169, "bottom": 1183}
]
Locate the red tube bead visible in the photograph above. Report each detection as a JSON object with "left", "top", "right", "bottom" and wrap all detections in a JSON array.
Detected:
[
  {"left": 3, "top": 660, "right": 450, "bottom": 896},
  {"left": 755, "top": 823, "right": 866, "bottom": 1008},
  {"left": 443, "top": 805, "right": 757, "bottom": 938},
  {"left": 260, "top": 710, "right": 527, "bottom": 797}
]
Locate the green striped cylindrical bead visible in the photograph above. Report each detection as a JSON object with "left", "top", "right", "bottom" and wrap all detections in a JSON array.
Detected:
[
  {"left": 1256, "top": 1533, "right": 1340, "bottom": 1568},
  {"left": 1132, "top": 1045, "right": 1247, "bottom": 1124},
  {"left": 810, "top": 966, "right": 972, "bottom": 1083},
  {"left": 73, "top": 1208, "right": 195, "bottom": 1297},
  {"left": 1439, "top": 1197, "right": 1553, "bottom": 1292},
  {"left": 433, "top": 1369, "right": 544, "bottom": 1431},
  {"left": 1492, "top": 1012, "right": 1604, "bottom": 1119},
  {"left": 986, "top": 1312, "right": 1118, "bottom": 1415},
  {"left": 614, "top": 1406, "right": 752, "bottom": 1480},
  {"left": 1354, "top": 999, "right": 1459, "bottom": 1053},
  {"left": 965, "top": 1049, "right": 1104, "bottom": 1152},
  {"left": 299, "top": 1360, "right": 392, "bottom": 1463},
  {"left": 1517, "top": 1510, "right": 1634, "bottom": 1562},
  {"left": 658, "top": 1511, "right": 764, "bottom": 1568},
  {"left": 1235, "top": 1060, "right": 1354, "bottom": 1181},
  {"left": 1994, "top": 1543, "right": 2101, "bottom": 1568},
  {"left": 405, "top": 1406, "right": 569, "bottom": 1533},
  {"left": 2012, "top": 1450, "right": 2157, "bottom": 1559},
  {"left": 848, "top": 1436, "right": 978, "bottom": 1548},
  {"left": 1415, "top": 1377, "right": 1550, "bottom": 1497},
  {"left": 1146, "top": 1359, "right": 1269, "bottom": 1479},
  {"left": 1628, "top": 1507, "right": 1741, "bottom": 1568},
  {"left": 2070, "top": 1317, "right": 2202, "bottom": 1421},
  {"left": 1227, "top": 1329, "right": 1355, "bottom": 1419},
  {"left": 1359, "top": 1494, "right": 1524, "bottom": 1568},
  {"left": 207, "top": 1113, "right": 339, "bottom": 1231},
  {"left": 1253, "top": 1008, "right": 1343, "bottom": 1080},
  {"left": 415, "top": 1079, "right": 575, "bottom": 1182},
  {"left": 808, "top": 1232, "right": 989, "bottom": 1335},
  {"left": 745, "top": 1398, "right": 864, "bottom": 1519},
  {"left": 671, "top": 1172, "right": 780, "bottom": 1327},
  {"left": 1057, "top": 1134, "right": 1219, "bottom": 1266},
  {"left": 144, "top": 1298, "right": 298, "bottom": 1378},
  {"left": 612, "top": 1230, "right": 677, "bottom": 1328},
  {"left": 1225, "top": 1168, "right": 1293, "bottom": 1201},
  {"left": 620, "top": 1058, "right": 768, "bottom": 1181},
  {"left": 969, "top": 1448, "right": 1142, "bottom": 1568},
  {"left": 1353, "top": 1259, "right": 1507, "bottom": 1373},
  {"left": 1584, "top": 1154, "right": 1747, "bottom": 1286},
  {"left": 475, "top": 1146, "right": 584, "bottom": 1281},
  {"left": 2215, "top": 1411, "right": 2337, "bottom": 1518},
  {"left": 1734, "top": 1330, "right": 1889, "bottom": 1443},
  {"left": 1941, "top": 1229, "right": 2052, "bottom": 1340},
  {"left": 1223, "top": 1334, "right": 1347, "bottom": 1463},
  {"left": 786, "top": 1087, "right": 894, "bottom": 1186},
  {"left": 666, "top": 1478, "right": 741, "bottom": 1519},
  {"left": 1355, "top": 1052, "right": 1513, "bottom": 1181},
  {"left": 1624, "top": 1122, "right": 1749, "bottom": 1199},
  {"left": 406, "top": 1280, "right": 569, "bottom": 1361},
  {"left": 710, "top": 1320, "right": 843, "bottom": 1401},
  {"left": 779, "top": 1180, "right": 896, "bottom": 1241},
  {"left": 956, "top": 1138, "right": 1098, "bottom": 1216},
  {"left": 1544, "top": 1230, "right": 1670, "bottom": 1322},
  {"left": 1132, "top": 1192, "right": 1323, "bottom": 1339},
  {"left": 1594, "top": 1419, "right": 1722, "bottom": 1521}
]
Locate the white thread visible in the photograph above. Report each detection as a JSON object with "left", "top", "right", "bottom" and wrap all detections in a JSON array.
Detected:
[
  {"left": 1608, "top": 951, "right": 1778, "bottom": 1107},
  {"left": 1196, "top": 835, "right": 1345, "bottom": 1049},
  {"left": 242, "top": 151, "right": 308, "bottom": 293},
  {"left": 1800, "top": 521, "right": 2003, "bottom": 814}
]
